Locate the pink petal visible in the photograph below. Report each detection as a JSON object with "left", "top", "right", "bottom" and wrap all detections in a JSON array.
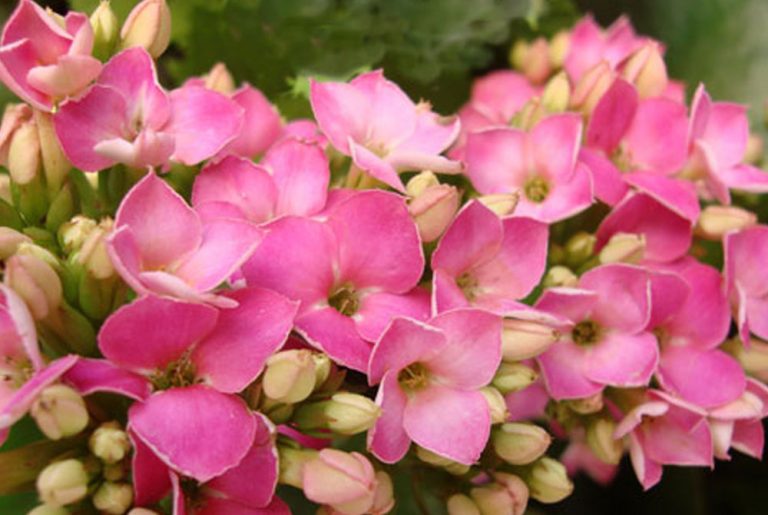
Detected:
[
  {"left": 586, "top": 79, "right": 638, "bottom": 154},
  {"left": 349, "top": 139, "right": 405, "bottom": 192},
  {"left": 642, "top": 405, "right": 712, "bottom": 467},
  {"left": 580, "top": 264, "right": 651, "bottom": 333},
  {"left": 309, "top": 79, "right": 369, "bottom": 153},
  {"left": 99, "top": 295, "right": 218, "bottom": 374},
  {"left": 350, "top": 70, "right": 418, "bottom": 146},
  {"left": 225, "top": 84, "right": 282, "bottom": 158},
  {"left": 578, "top": 148, "right": 628, "bottom": 205},
  {"left": 403, "top": 385, "right": 490, "bottom": 465},
  {"left": 464, "top": 128, "right": 526, "bottom": 194},
  {"left": 623, "top": 173, "right": 700, "bottom": 223},
  {"left": 514, "top": 161, "right": 594, "bottom": 223},
  {"left": 584, "top": 331, "right": 659, "bottom": 387},
  {"left": 537, "top": 342, "right": 603, "bottom": 400},
  {"left": 432, "top": 201, "right": 503, "bottom": 276},
  {"left": 355, "top": 288, "right": 431, "bottom": 342},
  {"left": 169, "top": 85, "right": 243, "bottom": 165},
  {"left": 731, "top": 420, "right": 764, "bottom": 459},
  {"left": 0, "top": 284, "right": 41, "bottom": 370},
  {"left": 193, "top": 288, "right": 298, "bottom": 393},
  {"left": 368, "top": 370, "right": 411, "bottom": 463},
  {"left": 130, "top": 429, "right": 172, "bottom": 506},
  {"left": 469, "top": 70, "right": 537, "bottom": 122},
  {"left": 701, "top": 102, "right": 749, "bottom": 169},
  {"left": 295, "top": 307, "right": 372, "bottom": 372},
  {"left": 0, "top": 39, "right": 50, "bottom": 110},
  {"left": 624, "top": 98, "right": 688, "bottom": 173},
  {"left": 431, "top": 268, "right": 472, "bottom": 314},
  {"left": 724, "top": 226, "right": 768, "bottom": 298},
  {"left": 719, "top": 164, "right": 768, "bottom": 194},
  {"left": 647, "top": 269, "right": 689, "bottom": 328},
  {"left": 196, "top": 498, "right": 290, "bottom": 515},
  {"left": 532, "top": 113, "right": 583, "bottom": 181},
  {"left": 26, "top": 54, "right": 101, "bottom": 98},
  {"left": 135, "top": 271, "right": 237, "bottom": 308},
  {"left": 262, "top": 138, "right": 330, "bottom": 217},
  {"left": 658, "top": 347, "right": 745, "bottom": 409},
  {"left": 535, "top": 287, "right": 598, "bottom": 324},
  {"left": 368, "top": 316, "right": 446, "bottom": 385},
  {"left": 396, "top": 110, "right": 460, "bottom": 155},
  {"left": 129, "top": 386, "right": 257, "bottom": 482},
  {"left": 63, "top": 358, "right": 151, "bottom": 401},
  {"left": 627, "top": 433, "right": 663, "bottom": 490}
]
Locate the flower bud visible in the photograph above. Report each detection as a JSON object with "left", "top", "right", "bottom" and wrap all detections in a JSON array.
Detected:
[
  {"left": 313, "top": 353, "right": 333, "bottom": 388},
  {"left": 277, "top": 446, "right": 318, "bottom": 489},
  {"left": 728, "top": 337, "right": 768, "bottom": 381},
  {"left": 406, "top": 170, "right": 440, "bottom": 197},
  {"left": 302, "top": 449, "right": 377, "bottom": 515},
  {"left": 566, "top": 392, "right": 604, "bottom": 415},
  {"left": 0, "top": 103, "right": 32, "bottom": 164},
  {"left": 620, "top": 42, "right": 667, "bottom": 98},
  {"left": 571, "top": 62, "right": 614, "bottom": 115},
  {"left": 598, "top": 232, "right": 645, "bottom": 264},
  {"left": 28, "top": 506, "right": 69, "bottom": 515},
  {"left": 416, "top": 446, "right": 470, "bottom": 475},
  {"left": 587, "top": 417, "right": 623, "bottom": 465},
  {"left": 0, "top": 227, "right": 31, "bottom": 259},
  {"left": 92, "top": 482, "right": 133, "bottom": 514},
  {"left": 90, "top": 422, "right": 131, "bottom": 464},
  {"left": 481, "top": 387, "right": 509, "bottom": 424},
  {"left": 8, "top": 120, "right": 40, "bottom": 185},
  {"left": 78, "top": 218, "right": 115, "bottom": 279},
  {"left": 263, "top": 349, "right": 316, "bottom": 404},
  {"left": 541, "top": 72, "right": 570, "bottom": 113},
  {"left": 33, "top": 110, "right": 70, "bottom": 198},
  {"left": 492, "top": 423, "right": 551, "bottom": 465},
  {"left": 31, "top": 385, "right": 89, "bottom": 440},
  {"left": 408, "top": 182, "right": 460, "bottom": 243},
  {"left": 91, "top": 1, "right": 119, "bottom": 60},
  {"left": 510, "top": 97, "right": 545, "bottom": 131},
  {"left": 203, "top": 63, "right": 236, "bottom": 94},
  {"left": 371, "top": 471, "right": 395, "bottom": 514},
  {"left": 59, "top": 216, "right": 98, "bottom": 254},
  {"left": 447, "top": 494, "right": 481, "bottom": 515},
  {"left": 543, "top": 265, "right": 579, "bottom": 288},
  {"left": 564, "top": 232, "right": 596, "bottom": 267},
  {"left": 36, "top": 459, "right": 89, "bottom": 507},
  {"left": 120, "top": 0, "right": 172, "bottom": 58},
  {"left": 128, "top": 510, "right": 159, "bottom": 515},
  {"left": 492, "top": 362, "right": 538, "bottom": 394},
  {"left": 527, "top": 457, "right": 574, "bottom": 504},
  {"left": 501, "top": 318, "right": 558, "bottom": 361},
  {"left": 549, "top": 31, "right": 570, "bottom": 69},
  {"left": 4, "top": 252, "right": 63, "bottom": 320},
  {"left": 324, "top": 393, "right": 381, "bottom": 435},
  {"left": 470, "top": 473, "right": 529, "bottom": 515},
  {"left": 695, "top": 205, "right": 757, "bottom": 240},
  {"left": 745, "top": 134, "right": 764, "bottom": 165},
  {"left": 476, "top": 194, "right": 518, "bottom": 220},
  {"left": 515, "top": 38, "right": 552, "bottom": 84}
]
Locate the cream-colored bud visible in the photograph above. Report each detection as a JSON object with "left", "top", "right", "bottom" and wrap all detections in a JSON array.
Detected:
[
  {"left": 371, "top": 471, "right": 395, "bottom": 514},
  {"left": 90, "top": 422, "right": 131, "bottom": 464},
  {"left": 745, "top": 134, "right": 764, "bottom": 165},
  {"left": 476, "top": 193, "right": 519, "bottom": 217},
  {"left": 527, "top": 457, "right": 574, "bottom": 504},
  {"left": 566, "top": 392, "right": 604, "bottom": 415},
  {"left": 502, "top": 318, "right": 558, "bottom": 361},
  {"left": 59, "top": 216, "right": 98, "bottom": 254},
  {"left": 92, "top": 482, "right": 133, "bottom": 514},
  {"left": 416, "top": 446, "right": 470, "bottom": 475},
  {"left": 598, "top": 232, "right": 645, "bottom": 264},
  {"left": 0, "top": 227, "right": 31, "bottom": 260},
  {"left": 492, "top": 362, "right": 538, "bottom": 394},
  {"left": 120, "top": 0, "right": 172, "bottom": 58},
  {"left": 312, "top": 353, "right": 332, "bottom": 388},
  {"left": 204, "top": 63, "right": 236, "bottom": 95},
  {"left": 324, "top": 392, "right": 381, "bottom": 435},
  {"left": 406, "top": 171, "right": 441, "bottom": 197},
  {"left": 541, "top": 72, "right": 571, "bottom": 113},
  {"left": 4, "top": 251, "right": 63, "bottom": 320},
  {"left": 447, "top": 494, "right": 481, "bottom": 515},
  {"left": 262, "top": 350, "right": 316, "bottom": 404},
  {"left": 571, "top": 62, "right": 614, "bottom": 115},
  {"left": 91, "top": 1, "right": 119, "bottom": 52},
  {"left": 587, "top": 417, "right": 623, "bottom": 465},
  {"left": 8, "top": 121, "right": 40, "bottom": 185},
  {"left": 492, "top": 423, "right": 551, "bottom": 465},
  {"left": 480, "top": 387, "right": 509, "bottom": 424},
  {"left": 27, "top": 506, "right": 69, "bottom": 515},
  {"left": 621, "top": 42, "right": 667, "bottom": 98},
  {"left": 36, "top": 459, "right": 89, "bottom": 507},
  {"left": 78, "top": 218, "right": 115, "bottom": 279},
  {"left": 471, "top": 473, "right": 529, "bottom": 515},
  {"left": 564, "top": 232, "right": 596, "bottom": 267},
  {"left": 543, "top": 265, "right": 579, "bottom": 288},
  {"left": 408, "top": 182, "right": 460, "bottom": 243},
  {"left": 549, "top": 31, "right": 570, "bottom": 69},
  {"left": 30, "top": 385, "right": 89, "bottom": 440},
  {"left": 695, "top": 205, "right": 757, "bottom": 240},
  {"left": 127, "top": 510, "right": 159, "bottom": 515}
]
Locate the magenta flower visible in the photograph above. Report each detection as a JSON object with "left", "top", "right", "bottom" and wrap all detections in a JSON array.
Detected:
[
  {"left": 98, "top": 288, "right": 297, "bottom": 482},
  {"left": 108, "top": 173, "right": 263, "bottom": 306},
  {"left": 221, "top": 85, "right": 282, "bottom": 159},
  {"left": 367, "top": 309, "right": 502, "bottom": 464},
  {"left": 431, "top": 200, "right": 548, "bottom": 314},
  {"left": 192, "top": 138, "right": 330, "bottom": 224},
  {"left": 0, "top": 0, "right": 101, "bottom": 111},
  {"left": 465, "top": 113, "right": 593, "bottom": 223},
  {"left": 708, "top": 378, "right": 768, "bottom": 460},
  {"left": 536, "top": 264, "right": 659, "bottom": 400},
  {"left": 242, "top": 190, "right": 428, "bottom": 371},
  {"left": 724, "top": 225, "right": 768, "bottom": 343},
  {"left": 310, "top": 70, "right": 461, "bottom": 192},
  {"left": 54, "top": 47, "right": 242, "bottom": 171}
]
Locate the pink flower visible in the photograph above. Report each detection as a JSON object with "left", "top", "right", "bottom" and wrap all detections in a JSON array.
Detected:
[
  {"left": 54, "top": 47, "right": 242, "bottom": 171},
  {"left": 465, "top": 113, "right": 593, "bottom": 223},
  {"left": 724, "top": 225, "right": 768, "bottom": 344},
  {"left": 367, "top": 309, "right": 502, "bottom": 464},
  {"left": 536, "top": 264, "right": 659, "bottom": 400},
  {"left": 707, "top": 378, "right": 768, "bottom": 460},
  {"left": 614, "top": 389, "right": 712, "bottom": 490},
  {"left": 108, "top": 173, "right": 263, "bottom": 307},
  {"left": 0, "top": 0, "right": 101, "bottom": 111},
  {"left": 310, "top": 70, "right": 461, "bottom": 192},
  {"left": 98, "top": 288, "right": 297, "bottom": 483},
  {"left": 242, "top": 190, "right": 428, "bottom": 372},
  {"left": 220, "top": 85, "right": 282, "bottom": 159},
  {"left": 192, "top": 138, "right": 330, "bottom": 224},
  {"left": 431, "top": 200, "right": 548, "bottom": 314}
]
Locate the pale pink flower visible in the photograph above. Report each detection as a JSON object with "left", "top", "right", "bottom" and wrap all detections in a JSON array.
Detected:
[{"left": 724, "top": 225, "right": 768, "bottom": 343}]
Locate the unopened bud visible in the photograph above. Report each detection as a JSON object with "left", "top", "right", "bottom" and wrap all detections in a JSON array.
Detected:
[
  {"left": 90, "top": 422, "right": 131, "bottom": 464},
  {"left": 543, "top": 265, "right": 579, "bottom": 288},
  {"left": 120, "top": 0, "right": 172, "bottom": 58},
  {"left": 481, "top": 387, "right": 509, "bottom": 424},
  {"left": 516, "top": 38, "right": 552, "bottom": 84},
  {"left": 128, "top": 510, "right": 159, "bottom": 515},
  {"left": 408, "top": 182, "right": 460, "bottom": 243},
  {"left": 492, "top": 423, "right": 551, "bottom": 465},
  {"left": 549, "top": 31, "right": 570, "bottom": 69},
  {"left": 204, "top": 63, "right": 236, "bottom": 95},
  {"left": 8, "top": 121, "right": 40, "bottom": 185},
  {"left": 566, "top": 392, "right": 604, "bottom": 415},
  {"left": 0, "top": 103, "right": 32, "bottom": 165},
  {"left": 527, "top": 457, "right": 574, "bottom": 504},
  {"left": 277, "top": 446, "right": 318, "bottom": 488},
  {"left": 541, "top": 72, "right": 570, "bottom": 113},
  {"left": 92, "top": 482, "right": 133, "bottom": 514},
  {"left": 571, "top": 62, "right": 614, "bottom": 115},
  {"left": 59, "top": 216, "right": 98, "bottom": 254},
  {"left": 406, "top": 171, "right": 440, "bottom": 197},
  {"left": 476, "top": 193, "right": 519, "bottom": 217},
  {"left": 587, "top": 417, "right": 623, "bottom": 465},
  {"left": 0, "top": 227, "right": 31, "bottom": 259},
  {"left": 78, "top": 218, "right": 115, "bottom": 279},
  {"left": 31, "top": 385, "right": 88, "bottom": 440},
  {"left": 313, "top": 353, "right": 333, "bottom": 388},
  {"left": 745, "top": 134, "right": 764, "bottom": 165},
  {"left": 28, "top": 506, "right": 69, "bottom": 515},
  {"left": 33, "top": 110, "right": 70, "bottom": 198},
  {"left": 302, "top": 449, "right": 377, "bottom": 515},
  {"left": 416, "top": 446, "right": 470, "bottom": 475},
  {"left": 470, "top": 473, "right": 529, "bottom": 515},
  {"left": 695, "top": 206, "right": 757, "bottom": 240},
  {"left": 323, "top": 392, "right": 381, "bottom": 435},
  {"left": 502, "top": 318, "right": 558, "bottom": 361},
  {"left": 36, "top": 459, "right": 89, "bottom": 507},
  {"left": 447, "top": 494, "right": 481, "bottom": 515},
  {"left": 621, "top": 42, "right": 667, "bottom": 98},
  {"left": 511, "top": 97, "right": 545, "bottom": 131},
  {"left": 90, "top": 1, "right": 119, "bottom": 60},
  {"left": 492, "top": 362, "right": 538, "bottom": 394},
  {"left": 371, "top": 471, "right": 395, "bottom": 514},
  {"left": 726, "top": 337, "right": 768, "bottom": 381},
  {"left": 263, "top": 350, "right": 316, "bottom": 404},
  {"left": 598, "top": 232, "right": 645, "bottom": 264},
  {"left": 564, "top": 232, "right": 596, "bottom": 267},
  {"left": 4, "top": 252, "right": 63, "bottom": 320}
]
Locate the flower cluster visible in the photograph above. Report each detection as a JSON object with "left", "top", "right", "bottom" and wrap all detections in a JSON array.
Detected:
[{"left": 0, "top": 1, "right": 767, "bottom": 514}]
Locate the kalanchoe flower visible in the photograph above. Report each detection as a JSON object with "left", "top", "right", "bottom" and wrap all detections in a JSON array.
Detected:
[
  {"left": 0, "top": 0, "right": 102, "bottom": 111},
  {"left": 536, "top": 264, "right": 659, "bottom": 400},
  {"left": 367, "top": 309, "right": 502, "bottom": 465},
  {"left": 192, "top": 138, "right": 330, "bottom": 224},
  {"left": 310, "top": 70, "right": 461, "bottom": 192},
  {"left": 54, "top": 47, "right": 242, "bottom": 171},
  {"left": 431, "top": 200, "right": 548, "bottom": 314},
  {"left": 242, "top": 189, "right": 428, "bottom": 371},
  {"left": 465, "top": 113, "right": 593, "bottom": 223},
  {"left": 724, "top": 225, "right": 768, "bottom": 344},
  {"left": 98, "top": 289, "right": 297, "bottom": 482},
  {"left": 108, "top": 173, "right": 263, "bottom": 306},
  {"left": 707, "top": 378, "right": 768, "bottom": 460}
]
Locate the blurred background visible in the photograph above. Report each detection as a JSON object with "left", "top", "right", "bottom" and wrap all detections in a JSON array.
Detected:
[{"left": 1, "top": 0, "right": 767, "bottom": 513}]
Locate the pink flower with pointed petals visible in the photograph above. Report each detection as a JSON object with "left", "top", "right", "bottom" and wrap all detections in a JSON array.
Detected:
[
  {"left": 0, "top": 0, "right": 101, "bottom": 111},
  {"left": 465, "top": 113, "right": 593, "bottom": 223},
  {"left": 108, "top": 172, "right": 263, "bottom": 306},
  {"left": 54, "top": 47, "right": 242, "bottom": 172},
  {"left": 724, "top": 225, "right": 768, "bottom": 344},
  {"left": 242, "top": 190, "right": 428, "bottom": 371},
  {"left": 310, "top": 70, "right": 461, "bottom": 192},
  {"left": 536, "top": 264, "right": 659, "bottom": 400},
  {"left": 614, "top": 389, "right": 713, "bottom": 490},
  {"left": 565, "top": 15, "right": 646, "bottom": 82},
  {"left": 222, "top": 84, "right": 282, "bottom": 159},
  {"left": 367, "top": 309, "right": 502, "bottom": 464},
  {"left": 708, "top": 379, "right": 768, "bottom": 460},
  {"left": 431, "top": 200, "right": 548, "bottom": 314},
  {"left": 192, "top": 138, "right": 330, "bottom": 224},
  {"left": 98, "top": 288, "right": 297, "bottom": 482}
]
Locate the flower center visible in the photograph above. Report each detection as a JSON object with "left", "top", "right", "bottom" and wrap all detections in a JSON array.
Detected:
[
  {"left": 398, "top": 363, "right": 430, "bottom": 392},
  {"left": 150, "top": 351, "right": 198, "bottom": 390},
  {"left": 0, "top": 356, "right": 32, "bottom": 390},
  {"left": 328, "top": 283, "right": 360, "bottom": 317},
  {"left": 572, "top": 320, "right": 602, "bottom": 346},
  {"left": 523, "top": 176, "right": 550, "bottom": 203},
  {"left": 456, "top": 272, "right": 479, "bottom": 302}
]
